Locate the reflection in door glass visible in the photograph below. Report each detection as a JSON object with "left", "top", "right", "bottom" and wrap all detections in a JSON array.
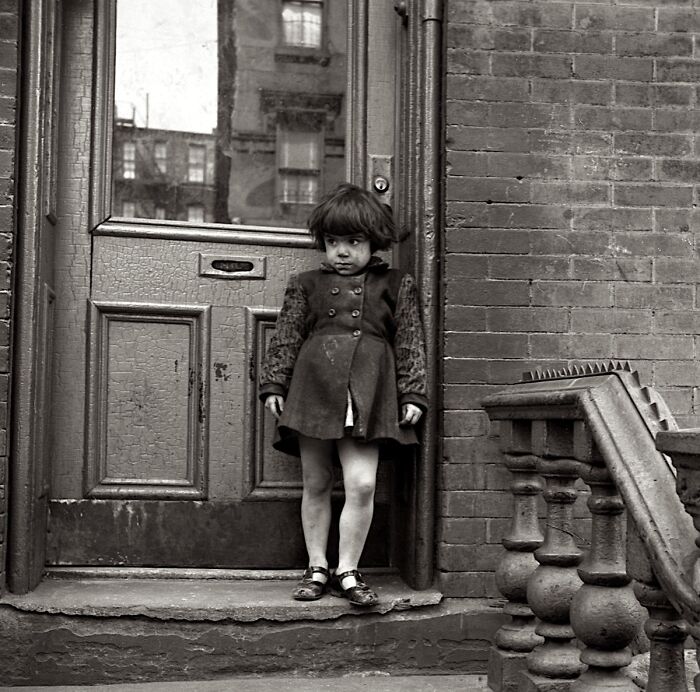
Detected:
[{"left": 112, "top": 0, "right": 347, "bottom": 228}]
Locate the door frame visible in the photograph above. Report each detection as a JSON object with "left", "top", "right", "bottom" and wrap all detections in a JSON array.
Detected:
[{"left": 10, "top": 0, "right": 444, "bottom": 592}]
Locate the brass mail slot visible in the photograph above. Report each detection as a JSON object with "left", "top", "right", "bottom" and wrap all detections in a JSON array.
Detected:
[{"left": 198, "top": 253, "right": 266, "bottom": 279}]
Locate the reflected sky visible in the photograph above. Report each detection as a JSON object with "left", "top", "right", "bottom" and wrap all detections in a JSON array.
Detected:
[{"left": 115, "top": 0, "right": 218, "bottom": 133}]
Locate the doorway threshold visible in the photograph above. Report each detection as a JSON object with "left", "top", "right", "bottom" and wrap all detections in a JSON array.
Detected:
[{"left": 1, "top": 569, "right": 442, "bottom": 622}]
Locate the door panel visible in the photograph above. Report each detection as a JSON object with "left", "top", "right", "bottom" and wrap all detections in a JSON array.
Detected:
[{"left": 46, "top": 0, "right": 401, "bottom": 570}]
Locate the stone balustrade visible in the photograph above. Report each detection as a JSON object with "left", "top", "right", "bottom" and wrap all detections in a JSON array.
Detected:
[{"left": 483, "top": 363, "right": 698, "bottom": 692}]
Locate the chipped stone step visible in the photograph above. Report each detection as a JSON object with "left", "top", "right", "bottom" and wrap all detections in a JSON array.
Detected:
[
  {"left": 0, "top": 578, "right": 505, "bottom": 686},
  {"left": 6, "top": 673, "right": 491, "bottom": 692}
]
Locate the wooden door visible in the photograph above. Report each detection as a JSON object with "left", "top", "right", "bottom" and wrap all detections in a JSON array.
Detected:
[{"left": 43, "top": 0, "right": 403, "bottom": 570}]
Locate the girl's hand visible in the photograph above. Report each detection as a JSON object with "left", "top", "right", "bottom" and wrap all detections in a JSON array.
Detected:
[
  {"left": 400, "top": 403, "right": 423, "bottom": 426},
  {"left": 265, "top": 395, "right": 285, "bottom": 419}
]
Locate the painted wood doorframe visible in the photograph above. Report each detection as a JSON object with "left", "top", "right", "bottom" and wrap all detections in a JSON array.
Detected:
[{"left": 8, "top": 0, "right": 444, "bottom": 593}]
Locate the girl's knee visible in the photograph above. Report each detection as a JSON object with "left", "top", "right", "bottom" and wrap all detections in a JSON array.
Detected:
[
  {"left": 303, "top": 468, "right": 334, "bottom": 497},
  {"left": 344, "top": 477, "right": 376, "bottom": 505}
]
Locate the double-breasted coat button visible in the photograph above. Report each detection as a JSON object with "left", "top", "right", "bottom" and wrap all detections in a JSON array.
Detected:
[
  {"left": 352, "top": 329, "right": 361, "bottom": 337},
  {"left": 351, "top": 309, "right": 360, "bottom": 317},
  {"left": 328, "top": 308, "right": 336, "bottom": 317},
  {"left": 330, "top": 287, "right": 340, "bottom": 295},
  {"left": 353, "top": 287, "right": 362, "bottom": 294}
]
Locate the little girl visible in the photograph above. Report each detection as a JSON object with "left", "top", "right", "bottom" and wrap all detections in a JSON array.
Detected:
[{"left": 259, "top": 183, "right": 427, "bottom": 607}]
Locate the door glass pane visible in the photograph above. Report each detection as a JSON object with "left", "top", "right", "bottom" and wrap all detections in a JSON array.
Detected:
[{"left": 112, "top": 0, "right": 346, "bottom": 228}]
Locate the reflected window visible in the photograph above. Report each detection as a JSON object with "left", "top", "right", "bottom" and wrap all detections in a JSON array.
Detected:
[
  {"left": 187, "top": 204, "right": 205, "bottom": 223},
  {"left": 122, "top": 141, "right": 136, "bottom": 179},
  {"left": 188, "top": 144, "right": 206, "bottom": 183},
  {"left": 282, "top": 1, "right": 322, "bottom": 49},
  {"left": 154, "top": 142, "right": 167, "bottom": 174},
  {"left": 281, "top": 174, "right": 318, "bottom": 204},
  {"left": 278, "top": 128, "right": 320, "bottom": 204},
  {"left": 112, "top": 0, "right": 345, "bottom": 227}
]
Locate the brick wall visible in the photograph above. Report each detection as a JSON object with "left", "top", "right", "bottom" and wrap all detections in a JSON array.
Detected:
[
  {"left": 441, "top": 0, "right": 700, "bottom": 597},
  {"left": 0, "top": 1, "right": 17, "bottom": 590}
]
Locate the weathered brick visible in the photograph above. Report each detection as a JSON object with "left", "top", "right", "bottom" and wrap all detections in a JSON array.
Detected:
[
  {"left": 617, "top": 33, "right": 692, "bottom": 58},
  {"left": 656, "top": 59, "right": 700, "bottom": 83},
  {"left": 446, "top": 358, "right": 545, "bottom": 385},
  {"left": 574, "top": 55, "right": 653, "bottom": 81},
  {"left": 445, "top": 228, "right": 529, "bottom": 254},
  {"left": 486, "top": 153, "right": 572, "bottom": 179},
  {"left": 658, "top": 8, "right": 700, "bottom": 33},
  {"left": 442, "top": 411, "right": 492, "bottom": 439},
  {"left": 447, "top": 177, "right": 531, "bottom": 204},
  {"left": 445, "top": 278, "right": 530, "bottom": 306},
  {"left": 530, "top": 180, "right": 609, "bottom": 205},
  {"left": 570, "top": 308, "right": 653, "bottom": 334},
  {"left": 440, "top": 465, "right": 489, "bottom": 493},
  {"left": 449, "top": 202, "right": 569, "bottom": 230},
  {"left": 614, "top": 183, "right": 692, "bottom": 207},
  {"left": 450, "top": 2, "right": 573, "bottom": 30},
  {"left": 532, "top": 78, "right": 612, "bottom": 105},
  {"left": 655, "top": 361, "right": 700, "bottom": 387},
  {"left": 446, "top": 76, "right": 530, "bottom": 103},
  {"left": 612, "top": 231, "right": 693, "bottom": 257},
  {"left": 571, "top": 257, "right": 652, "bottom": 282},
  {"left": 438, "top": 543, "right": 504, "bottom": 572},
  {"left": 447, "top": 25, "right": 531, "bottom": 52},
  {"left": 444, "top": 254, "right": 489, "bottom": 278},
  {"left": 446, "top": 51, "right": 491, "bottom": 76},
  {"left": 575, "top": 5, "right": 655, "bottom": 32},
  {"left": 654, "top": 258, "right": 700, "bottom": 284},
  {"left": 574, "top": 106, "right": 652, "bottom": 132},
  {"left": 572, "top": 207, "right": 652, "bottom": 232},
  {"left": 437, "top": 571, "right": 499, "bottom": 598},
  {"left": 530, "top": 281, "right": 611, "bottom": 307},
  {"left": 533, "top": 29, "right": 612, "bottom": 55},
  {"left": 487, "top": 307, "right": 569, "bottom": 333},
  {"left": 614, "top": 132, "right": 692, "bottom": 157},
  {"left": 439, "top": 517, "right": 488, "bottom": 547},
  {"left": 445, "top": 333, "right": 529, "bottom": 359},
  {"left": 655, "top": 311, "right": 700, "bottom": 335},
  {"left": 654, "top": 209, "right": 698, "bottom": 233},
  {"left": 492, "top": 53, "right": 573, "bottom": 79},
  {"left": 614, "top": 284, "right": 694, "bottom": 310},
  {"left": 489, "top": 255, "right": 570, "bottom": 281},
  {"left": 529, "top": 229, "right": 611, "bottom": 255},
  {"left": 445, "top": 306, "right": 487, "bottom": 332},
  {"left": 658, "top": 159, "right": 700, "bottom": 183}
]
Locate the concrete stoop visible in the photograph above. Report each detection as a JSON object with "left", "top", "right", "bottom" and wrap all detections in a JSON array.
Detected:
[
  {"left": 5, "top": 673, "right": 491, "bottom": 691},
  {"left": 0, "top": 576, "right": 506, "bottom": 687}
]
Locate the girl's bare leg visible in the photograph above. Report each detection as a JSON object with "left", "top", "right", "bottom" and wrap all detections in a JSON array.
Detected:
[
  {"left": 298, "top": 435, "right": 334, "bottom": 580},
  {"left": 336, "top": 437, "right": 379, "bottom": 588}
]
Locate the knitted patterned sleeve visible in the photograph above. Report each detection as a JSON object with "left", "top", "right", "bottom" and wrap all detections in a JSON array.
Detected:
[
  {"left": 394, "top": 273, "right": 428, "bottom": 411},
  {"left": 258, "top": 274, "right": 309, "bottom": 400}
]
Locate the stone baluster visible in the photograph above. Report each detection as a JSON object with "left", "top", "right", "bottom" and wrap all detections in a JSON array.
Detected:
[
  {"left": 655, "top": 430, "right": 700, "bottom": 692},
  {"left": 522, "top": 420, "right": 585, "bottom": 692},
  {"left": 569, "top": 422, "right": 644, "bottom": 692},
  {"left": 489, "top": 419, "right": 545, "bottom": 692},
  {"left": 628, "top": 522, "right": 688, "bottom": 692}
]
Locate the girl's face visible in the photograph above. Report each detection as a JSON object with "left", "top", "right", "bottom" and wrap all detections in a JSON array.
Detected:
[{"left": 324, "top": 234, "right": 372, "bottom": 275}]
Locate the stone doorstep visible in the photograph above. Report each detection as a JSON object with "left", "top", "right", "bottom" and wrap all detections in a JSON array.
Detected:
[
  {"left": 5, "top": 673, "right": 491, "bottom": 692},
  {"left": 2, "top": 572, "right": 443, "bottom": 622},
  {"left": 0, "top": 573, "right": 506, "bottom": 685}
]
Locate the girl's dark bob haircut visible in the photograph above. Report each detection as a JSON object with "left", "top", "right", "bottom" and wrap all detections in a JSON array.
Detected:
[{"left": 308, "top": 183, "right": 405, "bottom": 252}]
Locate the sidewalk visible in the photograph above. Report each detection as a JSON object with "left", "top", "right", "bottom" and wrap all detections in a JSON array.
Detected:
[{"left": 3, "top": 674, "right": 489, "bottom": 691}]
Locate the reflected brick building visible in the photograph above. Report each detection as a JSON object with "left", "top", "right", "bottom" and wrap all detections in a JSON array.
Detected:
[{"left": 112, "top": 118, "right": 217, "bottom": 223}]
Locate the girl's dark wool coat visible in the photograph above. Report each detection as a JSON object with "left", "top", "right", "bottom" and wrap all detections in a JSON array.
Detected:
[{"left": 259, "top": 257, "right": 428, "bottom": 457}]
